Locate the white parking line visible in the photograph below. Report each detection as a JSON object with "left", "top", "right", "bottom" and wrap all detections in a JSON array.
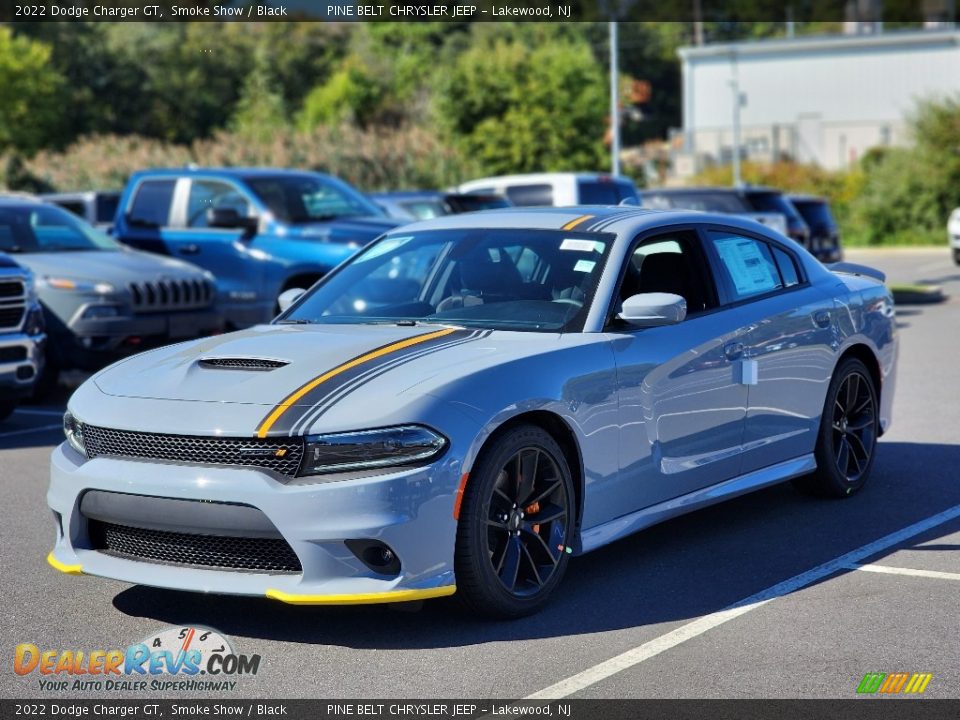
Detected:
[
  {"left": 526, "top": 503, "right": 960, "bottom": 700},
  {"left": 847, "top": 563, "right": 960, "bottom": 582},
  {"left": 0, "top": 424, "right": 62, "bottom": 439}
]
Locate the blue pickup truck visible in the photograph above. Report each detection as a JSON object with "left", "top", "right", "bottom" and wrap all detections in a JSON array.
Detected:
[{"left": 112, "top": 168, "right": 399, "bottom": 328}]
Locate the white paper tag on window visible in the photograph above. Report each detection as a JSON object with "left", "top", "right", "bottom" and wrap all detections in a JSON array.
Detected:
[
  {"left": 561, "top": 239, "right": 600, "bottom": 253},
  {"left": 573, "top": 259, "right": 596, "bottom": 273}
]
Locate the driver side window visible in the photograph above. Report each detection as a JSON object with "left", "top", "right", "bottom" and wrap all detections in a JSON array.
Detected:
[
  {"left": 617, "top": 231, "right": 716, "bottom": 318},
  {"left": 187, "top": 180, "right": 250, "bottom": 229}
]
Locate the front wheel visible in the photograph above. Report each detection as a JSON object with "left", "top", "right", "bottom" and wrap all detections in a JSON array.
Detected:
[
  {"left": 455, "top": 425, "right": 575, "bottom": 618},
  {"left": 793, "top": 358, "right": 879, "bottom": 498}
]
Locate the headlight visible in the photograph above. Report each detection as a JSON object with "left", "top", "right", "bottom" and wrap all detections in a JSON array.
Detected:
[
  {"left": 39, "top": 277, "right": 115, "bottom": 294},
  {"left": 299, "top": 425, "right": 446, "bottom": 476},
  {"left": 63, "top": 412, "right": 87, "bottom": 457},
  {"left": 24, "top": 304, "right": 45, "bottom": 336}
]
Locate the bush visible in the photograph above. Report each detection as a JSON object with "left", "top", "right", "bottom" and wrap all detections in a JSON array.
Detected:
[{"left": 4, "top": 125, "right": 474, "bottom": 193}]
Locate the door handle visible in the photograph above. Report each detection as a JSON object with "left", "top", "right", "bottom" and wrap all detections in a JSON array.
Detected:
[
  {"left": 724, "top": 342, "right": 744, "bottom": 360},
  {"left": 813, "top": 310, "right": 831, "bottom": 328},
  {"left": 178, "top": 244, "right": 200, "bottom": 255}
]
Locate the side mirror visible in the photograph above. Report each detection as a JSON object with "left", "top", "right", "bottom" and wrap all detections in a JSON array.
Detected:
[
  {"left": 207, "top": 207, "right": 258, "bottom": 231},
  {"left": 618, "top": 292, "right": 686, "bottom": 327},
  {"left": 277, "top": 288, "right": 306, "bottom": 314}
]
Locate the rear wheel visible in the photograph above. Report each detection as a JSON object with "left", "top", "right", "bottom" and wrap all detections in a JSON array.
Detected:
[
  {"left": 455, "top": 425, "right": 575, "bottom": 618},
  {"left": 793, "top": 358, "right": 879, "bottom": 498}
]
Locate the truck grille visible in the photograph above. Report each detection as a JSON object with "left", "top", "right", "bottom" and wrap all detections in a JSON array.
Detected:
[
  {"left": 0, "top": 305, "right": 24, "bottom": 331},
  {"left": 89, "top": 520, "right": 302, "bottom": 573},
  {"left": 0, "top": 280, "right": 25, "bottom": 298},
  {"left": 128, "top": 278, "right": 214, "bottom": 313},
  {"left": 81, "top": 424, "right": 304, "bottom": 477}
]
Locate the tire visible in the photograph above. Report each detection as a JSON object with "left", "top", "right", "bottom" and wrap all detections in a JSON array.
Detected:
[
  {"left": 0, "top": 398, "right": 17, "bottom": 423},
  {"left": 793, "top": 357, "right": 879, "bottom": 498},
  {"left": 455, "top": 424, "right": 575, "bottom": 619},
  {"left": 953, "top": 248, "right": 960, "bottom": 266}
]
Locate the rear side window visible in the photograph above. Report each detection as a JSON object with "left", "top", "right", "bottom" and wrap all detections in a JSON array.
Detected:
[
  {"left": 745, "top": 192, "right": 801, "bottom": 222},
  {"left": 128, "top": 180, "right": 176, "bottom": 227},
  {"left": 577, "top": 181, "right": 621, "bottom": 205},
  {"left": 772, "top": 247, "right": 800, "bottom": 287},
  {"left": 54, "top": 201, "right": 85, "bottom": 219},
  {"left": 708, "top": 231, "right": 785, "bottom": 302},
  {"left": 505, "top": 184, "right": 553, "bottom": 207},
  {"left": 96, "top": 195, "right": 120, "bottom": 224}
]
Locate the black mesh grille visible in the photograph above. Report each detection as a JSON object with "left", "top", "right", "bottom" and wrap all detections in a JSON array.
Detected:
[
  {"left": 89, "top": 520, "right": 302, "bottom": 573},
  {"left": 81, "top": 424, "right": 303, "bottom": 477},
  {"left": 0, "top": 306, "right": 23, "bottom": 329},
  {"left": 0, "top": 281, "right": 24, "bottom": 298},
  {"left": 0, "top": 345, "right": 27, "bottom": 362},
  {"left": 199, "top": 358, "right": 288, "bottom": 371}
]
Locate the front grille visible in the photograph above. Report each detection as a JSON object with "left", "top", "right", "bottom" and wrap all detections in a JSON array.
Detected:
[
  {"left": 0, "top": 305, "right": 24, "bottom": 330},
  {"left": 128, "top": 278, "right": 214, "bottom": 313},
  {"left": 0, "top": 346, "right": 27, "bottom": 362},
  {"left": 0, "top": 280, "right": 24, "bottom": 298},
  {"left": 81, "top": 424, "right": 304, "bottom": 477},
  {"left": 199, "top": 357, "right": 288, "bottom": 371},
  {"left": 89, "top": 520, "right": 302, "bottom": 573}
]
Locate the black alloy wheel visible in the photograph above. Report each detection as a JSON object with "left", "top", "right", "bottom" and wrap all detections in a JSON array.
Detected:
[{"left": 455, "top": 425, "right": 574, "bottom": 618}]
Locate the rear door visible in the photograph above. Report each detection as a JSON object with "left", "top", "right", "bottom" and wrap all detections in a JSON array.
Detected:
[{"left": 702, "top": 226, "right": 835, "bottom": 473}]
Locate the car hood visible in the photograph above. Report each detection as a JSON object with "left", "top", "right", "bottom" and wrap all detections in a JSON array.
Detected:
[
  {"left": 17, "top": 248, "right": 207, "bottom": 284},
  {"left": 285, "top": 216, "right": 401, "bottom": 243}
]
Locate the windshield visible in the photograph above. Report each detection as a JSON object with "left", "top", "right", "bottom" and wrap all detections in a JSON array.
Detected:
[
  {"left": 244, "top": 174, "right": 383, "bottom": 223},
  {"left": 0, "top": 205, "right": 119, "bottom": 253},
  {"left": 745, "top": 192, "right": 802, "bottom": 222},
  {"left": 281, "top": 228, "right": 614, "bottom": 332}
]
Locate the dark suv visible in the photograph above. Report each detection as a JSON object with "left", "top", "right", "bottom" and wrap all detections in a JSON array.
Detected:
[
  {"left": 640, "top": 187, "right": 811, "bottom": 252},
  {"left": 788, "top": 195, "right": 843, "bottom": 263}
]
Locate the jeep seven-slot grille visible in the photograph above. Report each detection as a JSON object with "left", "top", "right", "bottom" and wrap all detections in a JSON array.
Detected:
[
  {"left": 80, "top": 424, "right": 304, "bottom": 477},
  {"left": 128, "top": 278, "right": 214, "bottom": 312},
  {"left": 88, "top": 520, "right": 302, "bottom": 573}
]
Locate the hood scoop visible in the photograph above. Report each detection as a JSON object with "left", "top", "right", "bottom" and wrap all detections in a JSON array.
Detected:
[{"left": 198, "top": 357, "right": 289, "bottom": 371}]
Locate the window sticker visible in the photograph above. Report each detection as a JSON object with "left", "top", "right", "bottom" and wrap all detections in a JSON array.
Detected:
[
  {"left": 560, "top": 238, "right": 604, "bottom": 253},
  {"left": 713, "top": 237, "right": 780, "bottom": 296},
  {"left": 573, "top": 259, "right": 596, "bottom": 273}
]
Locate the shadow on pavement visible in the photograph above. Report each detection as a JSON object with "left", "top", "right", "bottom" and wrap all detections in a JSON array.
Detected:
[{"left": 111, "top": 440, "right": 960, "bottom": 650}]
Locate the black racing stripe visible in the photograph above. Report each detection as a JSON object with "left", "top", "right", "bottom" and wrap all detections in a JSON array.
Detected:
[
  {"left": 262, "top": 328, "right": 484, "bottom": 437},
  {"left": 288, "top": 329, "right": 492, "bottom": 435}
]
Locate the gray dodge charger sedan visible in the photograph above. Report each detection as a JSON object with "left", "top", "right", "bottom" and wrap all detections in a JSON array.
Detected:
[{"left": 48, "top": 207, "right": 898, "bottom": 618}]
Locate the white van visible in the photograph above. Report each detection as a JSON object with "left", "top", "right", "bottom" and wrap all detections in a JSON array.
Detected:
[{"left": 455, "top": 172, "right": 639, "bottom": 208}]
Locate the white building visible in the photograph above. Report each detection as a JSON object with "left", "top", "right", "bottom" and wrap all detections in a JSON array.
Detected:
[{"left": 674, "top": 29, "right": 960, "bottom": 176}]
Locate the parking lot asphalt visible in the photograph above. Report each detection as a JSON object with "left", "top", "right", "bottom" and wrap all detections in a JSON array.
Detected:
[{"left": 2, "top": 247, "right": 958, "bottom": 700}]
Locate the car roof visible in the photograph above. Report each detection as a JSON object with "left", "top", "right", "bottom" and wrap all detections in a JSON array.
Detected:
[
  {"left": 787, "top": 193, "right": 826, "bottom": 203},
  {"left": 461, "top": 172, "right": 634, "bottom": 186},
  {"left": 0, "top": 195, "right": 43, "bottom": 207},
  {"left": 129, "top": 167, "right": 336, "bottom": 180},
  {"left": 642, "top": 186, "right": 784, "bottom": 196},
  {"left": 370, "top": 191, "right": 444, "bottom": 201},
  {"left": 383, "top": 205, "right": 788, "bottom": 238},
  {"left": 41, "top": 191, "right": 119, "bottom": 199}
]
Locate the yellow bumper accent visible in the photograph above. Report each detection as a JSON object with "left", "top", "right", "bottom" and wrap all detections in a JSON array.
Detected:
[
  {"left": 47, "top": 552, "right": 83, "bottom": 575},
  {"left": 265, "top": 585, "right": 456, "bottom": 606}
]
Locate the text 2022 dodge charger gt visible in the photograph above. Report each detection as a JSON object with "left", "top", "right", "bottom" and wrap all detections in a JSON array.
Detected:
[{"left": 48, "top": 207, "right": 898, "bottom": 617}]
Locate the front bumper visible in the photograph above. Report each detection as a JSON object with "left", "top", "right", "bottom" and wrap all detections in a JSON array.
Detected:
[
  {"left": 0, "top": 331, "right": 45, "bottom": 394},
  {"left": 47, "top": 444, "right": 459, "bottom": 604}
]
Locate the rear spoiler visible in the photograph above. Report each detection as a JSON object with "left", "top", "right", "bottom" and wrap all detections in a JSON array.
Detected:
[{"left": 826, "top": 262, "right": 886, "bottom": 284}]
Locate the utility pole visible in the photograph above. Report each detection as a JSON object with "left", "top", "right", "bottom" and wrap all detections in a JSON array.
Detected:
[
  {"left": 729, "top": 50, "right": 742, "bottom": 187},
  {"left": 609, "top": 20, "right": 621, "bottom": 177}
]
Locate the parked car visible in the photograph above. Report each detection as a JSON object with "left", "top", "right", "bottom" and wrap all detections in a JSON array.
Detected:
[
  {"left": 50, "top": 206, "right": 897, "bottom": 618},
  {"left": 371, "top": 191, "right": 511, "bottom": 221},
  {"left": 948, "top": 207, "right": 960, "bottom": 265},
  {"left": 0, "top": 254, "right": 45, "bottom": 421},
  {"left": 42, "top": 191, "right": 121, "bottom": 232},
  {"left": 0, "top": 198, "right": 221, "bottom": 386},
  {"left": 112, "top": 169, "right": 399, "bottom": 328},
  {"left": 640, "top": 187, "right": 811, "bottom": 251},
  {"left": 788, "top": 194, "right": 844, "bottom": 263},
  {"left": 455, "top": 172, "right": 639, "bottom": 207}
]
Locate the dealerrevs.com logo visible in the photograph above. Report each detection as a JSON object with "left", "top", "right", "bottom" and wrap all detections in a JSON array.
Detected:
[
  {"left": 856, "top": 672, "right": 933, "bottom": 695},
  {"left": 15, "top": 626, "right": 261, "bottom": 693}
]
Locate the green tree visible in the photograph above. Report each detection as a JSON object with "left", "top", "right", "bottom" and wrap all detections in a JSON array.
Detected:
[
  {"left": 230, "top": 48, "right": 288, "bottom": 141},
  {"left": 438, "top": 33, "right": 607, "bottom": 174},
  {"left": 297, "top": 57, "right": 385, "bottom": 129},
  {"left": 0, "top": 27, "right": 65, "bottom": 154}
]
